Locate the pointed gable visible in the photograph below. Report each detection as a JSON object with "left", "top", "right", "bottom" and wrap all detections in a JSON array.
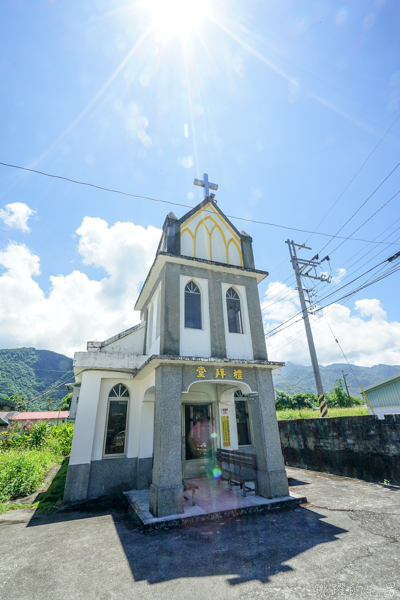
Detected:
[{"left": 179, "top": 199, "right": 243, "bottom": 267}]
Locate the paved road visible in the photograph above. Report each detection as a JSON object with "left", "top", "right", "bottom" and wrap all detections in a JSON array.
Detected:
[{"left": 1, "top": 467, "right": 400, "bottom": 600}]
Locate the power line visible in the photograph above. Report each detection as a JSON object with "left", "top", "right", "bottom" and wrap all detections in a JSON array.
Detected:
[
  {"left": 0, "top": 160, "right": 396, "bottom": 246},
  {"left": 305, "top": 110, "right": 400, "bottom": 246},
  {"left": 264, "top": 221, "right": 400, "bottom": 318},
  {"left": 264, "top": 251, "right": 400, "bottom": 338},
  {"left": 327, "top": 190, "right": 400, "bottom": 256},
  {"left": 267, "top": 234, "right": 400, "bottom": 354},
  {"left": 323, "top": 319, "right": 376, "bottom": 415},
  {"left": 317, "top": 161, "right": 400, "bottom": 255}
]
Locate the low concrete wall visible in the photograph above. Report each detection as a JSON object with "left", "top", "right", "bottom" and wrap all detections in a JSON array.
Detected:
[{"left": 278, "top": 414, "right": 400, "bottom": 485}]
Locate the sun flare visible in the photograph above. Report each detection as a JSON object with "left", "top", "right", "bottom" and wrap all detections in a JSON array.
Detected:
[{"left": 150, "top": 0, "right": 208, "bottom": 38}]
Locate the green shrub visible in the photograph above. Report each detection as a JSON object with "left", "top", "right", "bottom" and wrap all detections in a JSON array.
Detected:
[
  {"left": 0, "top": 421, "right": 74, "bottom": 456},
  {"left": 275, "top": 391, "right": 292, "bottom": 410},
  {"left": 47, "top": 423, "right": 74, "bottom": 456},
  {"left": 0, "top": 450, "right": 55, "bottom": 502}
]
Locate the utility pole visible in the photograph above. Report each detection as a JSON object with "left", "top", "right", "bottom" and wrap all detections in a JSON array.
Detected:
[
  {"left": 286, "top": 240, "right": 331, "bottom": 418},
  {"left": 342, "top": 370, "right": 353, "bottom": 407}
]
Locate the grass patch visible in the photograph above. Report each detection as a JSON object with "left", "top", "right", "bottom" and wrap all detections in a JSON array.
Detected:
[
  {"left": 276, "top": 406, "right": 369, "bottom": 420},
  {"left": 34, "top": 457, "right": 69, "bottom": 513},
  {"left": 0, "top": 449, "right": 62, "bottom": 503},
  {"left": 0, "top": 457, "right": 69, "bottom": 514}
]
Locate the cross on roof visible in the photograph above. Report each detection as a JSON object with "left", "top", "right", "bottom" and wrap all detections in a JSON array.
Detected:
[{"left": 193, "top": 173, "right": 218, "bottom": 198}]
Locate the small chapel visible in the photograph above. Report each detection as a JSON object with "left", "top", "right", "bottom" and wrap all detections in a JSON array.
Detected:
[{"left": 64, "top": 175, "right": 289, "bottom": 518}]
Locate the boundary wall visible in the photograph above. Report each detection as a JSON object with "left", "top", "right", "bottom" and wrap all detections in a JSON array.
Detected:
[{"left": 278, "top": 414, "right": 400, "bottom": 485}]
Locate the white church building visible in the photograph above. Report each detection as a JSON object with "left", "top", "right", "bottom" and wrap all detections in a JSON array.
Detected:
[{"left": 64, "top": 177, "right": 289, "bottom": 517}]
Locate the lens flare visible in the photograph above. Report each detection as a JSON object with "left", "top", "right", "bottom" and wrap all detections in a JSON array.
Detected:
[
  {"left": 150, "top": 0, "right": 208, "bottom": 38},
  {"left": 212, "top": 467, "right": 222, "bottom": 479}
]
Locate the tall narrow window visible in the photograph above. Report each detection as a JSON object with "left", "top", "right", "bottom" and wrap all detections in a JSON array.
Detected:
[
  {"left": 226, "top": 287, "right": 243, "bottom": 333},
  {"left": 235, "top": 390, "right": 252, "bottom": 446},
  {"left": 185, "top": 281, "right": 202, "bottom": 329},
  {"left": 104, "top": 384, "right": 129, "bottom": 456}
]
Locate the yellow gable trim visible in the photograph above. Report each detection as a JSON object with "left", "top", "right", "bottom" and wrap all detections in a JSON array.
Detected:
[
  {"left": 227, "top": 238, "right": 243, "bottom": 266},
  {"left": 181, "top": 202, "right": 240, "bottom": 243},
  {"left": 194, "top": 217, "right": 229, "bottom": 263},
  {"left": 180, "top": 227, "right": 195, "bottom": 255},
  {"left": 181, "top": 213, "right": 243, "bottom": 266}
]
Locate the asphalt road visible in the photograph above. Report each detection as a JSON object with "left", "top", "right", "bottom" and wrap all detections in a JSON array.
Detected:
[{"left": 1, "top": 467, "right": 400, "bottom": 600}]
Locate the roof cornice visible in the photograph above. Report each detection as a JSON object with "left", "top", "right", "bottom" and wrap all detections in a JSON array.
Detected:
[{"left": 134, "top": 252, "right": 268, "bottom": 311}]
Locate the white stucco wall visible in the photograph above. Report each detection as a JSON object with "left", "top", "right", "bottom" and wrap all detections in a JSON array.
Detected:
[
  {"left": 70, "top": 369, "right": 156, "bottom": 467},
  {"left": 139, "top": 372, "right": 156, "bottom": 458},
  {"left": 68, "top": 387, "right": 80, "bottom": 421},
  {"left": 180, "top": 275, "right": 211, "bottom": 358},
  {"left": 146, "top": 284, "right": 161, "bottom": 355},
  {"left": 91, "top": 377, "right": 142, "bottom": 461},
  {"left": 221, "top": 283, "right": 253, "bottom": 360},
  {"left": 69, "top": 371, "right": 102, "bottom": 466},
  {"left": 103, "top": 325, "right": 145, "bottom": 355},
  {"left": 367, "top": 404, "right": 400, "bottom": 419}
]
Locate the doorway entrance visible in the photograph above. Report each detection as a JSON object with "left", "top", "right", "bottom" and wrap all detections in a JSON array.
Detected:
[{"left": 183, "top": 404, "right": 215, "bottom": 478}]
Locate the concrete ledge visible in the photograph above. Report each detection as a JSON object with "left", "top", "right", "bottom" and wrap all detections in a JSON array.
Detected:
[{"left": 123, "top": 489, "right": 307, "bottom": 531}]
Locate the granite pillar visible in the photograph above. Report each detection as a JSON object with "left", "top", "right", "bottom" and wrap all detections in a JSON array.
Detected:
[
  {"left": 149, "top": 364, "right": 184, "bottom": 517},
  {"left": 250, "top": 368, "right": 289, "bottom": 498}
]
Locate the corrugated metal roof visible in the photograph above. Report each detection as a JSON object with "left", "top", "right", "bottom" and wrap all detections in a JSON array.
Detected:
[
  {"left": 363, "top": 373, "right": 400, "bottom": 408},
  {"left": 11, "top": 411, "right": 69, "bottom": 420},
  {"left": 364, "top": 371, "right": 400, "bottom": 391}
]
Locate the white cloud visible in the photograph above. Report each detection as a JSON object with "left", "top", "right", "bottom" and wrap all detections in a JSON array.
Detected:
[
  {"left": 263, "top": 280, "right": 400, "bottom": 367},
  {"left": 331, "top": 267, "right": 346, "bottom": 284},
  {"left": 0, "top": 202, "right": 36, "bottom": 232},
  {"left": 0, "top": 217, "right": 161, "bottom": 356}
]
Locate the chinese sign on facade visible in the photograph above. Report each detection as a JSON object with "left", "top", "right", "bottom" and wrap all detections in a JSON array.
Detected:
[
  {"left": 221, "top": 416, "right": 231, "bottom": 447},
  {"left": 196, "top": 366, "right": 243, "bottom": 380}
]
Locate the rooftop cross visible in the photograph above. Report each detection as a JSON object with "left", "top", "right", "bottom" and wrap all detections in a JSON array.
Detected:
[{"left": 193, "top": 173, "right": 218, "bottom": 198}]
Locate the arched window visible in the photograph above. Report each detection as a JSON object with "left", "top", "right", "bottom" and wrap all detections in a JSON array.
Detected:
[
  {"left": 234, "top": 390, "right": 252, "bottom": 446},
  {"left": 185, "top": 281, "right": 202, "bottom": 329},
  {"left": 226, "top": 287, "right": 243, "bottom": 333},
  {"left": 104, "top": 384, "right": 129, "bottom": 456}
]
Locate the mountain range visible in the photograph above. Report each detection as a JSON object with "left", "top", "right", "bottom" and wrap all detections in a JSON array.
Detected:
[
  {"left": 0, "top": 348, "right": 73, "bottom": 411},
  {"left": 275, "top": 362, "right": 400, "bottom": 397},
  {"left": 0, "top": 347, "right": 399, "bottom": 409}
]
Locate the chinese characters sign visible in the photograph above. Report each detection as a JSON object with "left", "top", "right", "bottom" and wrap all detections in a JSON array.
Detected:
[
  {"left": 221, "top": 416, "right": 231, "bottom": 447},
  {"left": 196, "top": 366, "right": 243, "bottom": 380}
]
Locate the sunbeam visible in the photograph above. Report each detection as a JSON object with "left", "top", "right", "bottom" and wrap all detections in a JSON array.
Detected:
[
  {"left": 150, "top": 0, "right": 208, "bottom": 39},
  {"left": 30, "top": 21, "right": 155, "bottom": 170}
]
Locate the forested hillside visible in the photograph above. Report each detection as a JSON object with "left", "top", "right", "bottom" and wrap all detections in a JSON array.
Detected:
[
  {"left": 275, "top": 362, "right": 400, "bottom": 397},
  {"left": 0, "top": 348, "right": 73, "bottom": 411},
  {"left": 1, "top": 347, "right": 399, "bottom": 410}
]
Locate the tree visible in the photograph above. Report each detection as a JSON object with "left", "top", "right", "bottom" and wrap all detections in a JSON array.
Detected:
[
  {"left": 4, "top": 394, "right": 28, "bottom": 412},
  {"left": 61, "top": 392, "right": 73, "bottom": 411},
  {"left": 291, "top": 393, "right": 314, "bottom": 409},
  {"left": 275, "top": 391, "right": 292, "bottom": 410},
  {"left": 331, "top": 379, "right": 349, "bottom": 406}
]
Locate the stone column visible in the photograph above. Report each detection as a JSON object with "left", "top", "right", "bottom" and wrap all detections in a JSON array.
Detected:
[
  {"left": 64, "top": 371, "right": 101, "bottom": 503},
  {"left": 160, "top": 263, "right": 180, "bottom": 355},
  {"left": 149, "top": 363, "right": 184, "bottom": 517},
  {"left": 249, "top": 368, "right": 289, "bottom": 498},
  {"left": 208, "top": 271, "right": 226, "bottom": 358}
]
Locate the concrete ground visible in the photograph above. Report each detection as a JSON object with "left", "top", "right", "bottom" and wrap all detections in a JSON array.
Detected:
[{"left": 1, "top": 467, "right": 400, "bottom": 600}]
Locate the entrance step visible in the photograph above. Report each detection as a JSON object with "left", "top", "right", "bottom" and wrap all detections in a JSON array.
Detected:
[{"left": 123, "top": 486, "right": 307, "bottom": 531}]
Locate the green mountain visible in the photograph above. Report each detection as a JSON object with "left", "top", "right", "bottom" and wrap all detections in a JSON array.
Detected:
[
  {"left": 1, "top": 347, "right": 399, "bottom": 409},
  {"left": 0, "top": 348, "right": 73, "bottom": 411},
  {"left": 275, "top": 362, "right": 400, "bottom": 397}
]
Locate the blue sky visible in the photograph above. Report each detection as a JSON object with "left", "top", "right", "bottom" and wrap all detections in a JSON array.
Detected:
[{"left": 1, "top": 0, "right": 399, "bottom": 366}]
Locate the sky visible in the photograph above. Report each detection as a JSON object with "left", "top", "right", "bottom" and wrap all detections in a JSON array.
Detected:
[{"left": 0, "top": 0, "right": 400, "bottom": 367}]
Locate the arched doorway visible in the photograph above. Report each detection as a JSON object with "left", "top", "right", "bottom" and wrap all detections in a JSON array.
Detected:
[{"left": 181, "top": 380, "right": 257, "bottom": 478}]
